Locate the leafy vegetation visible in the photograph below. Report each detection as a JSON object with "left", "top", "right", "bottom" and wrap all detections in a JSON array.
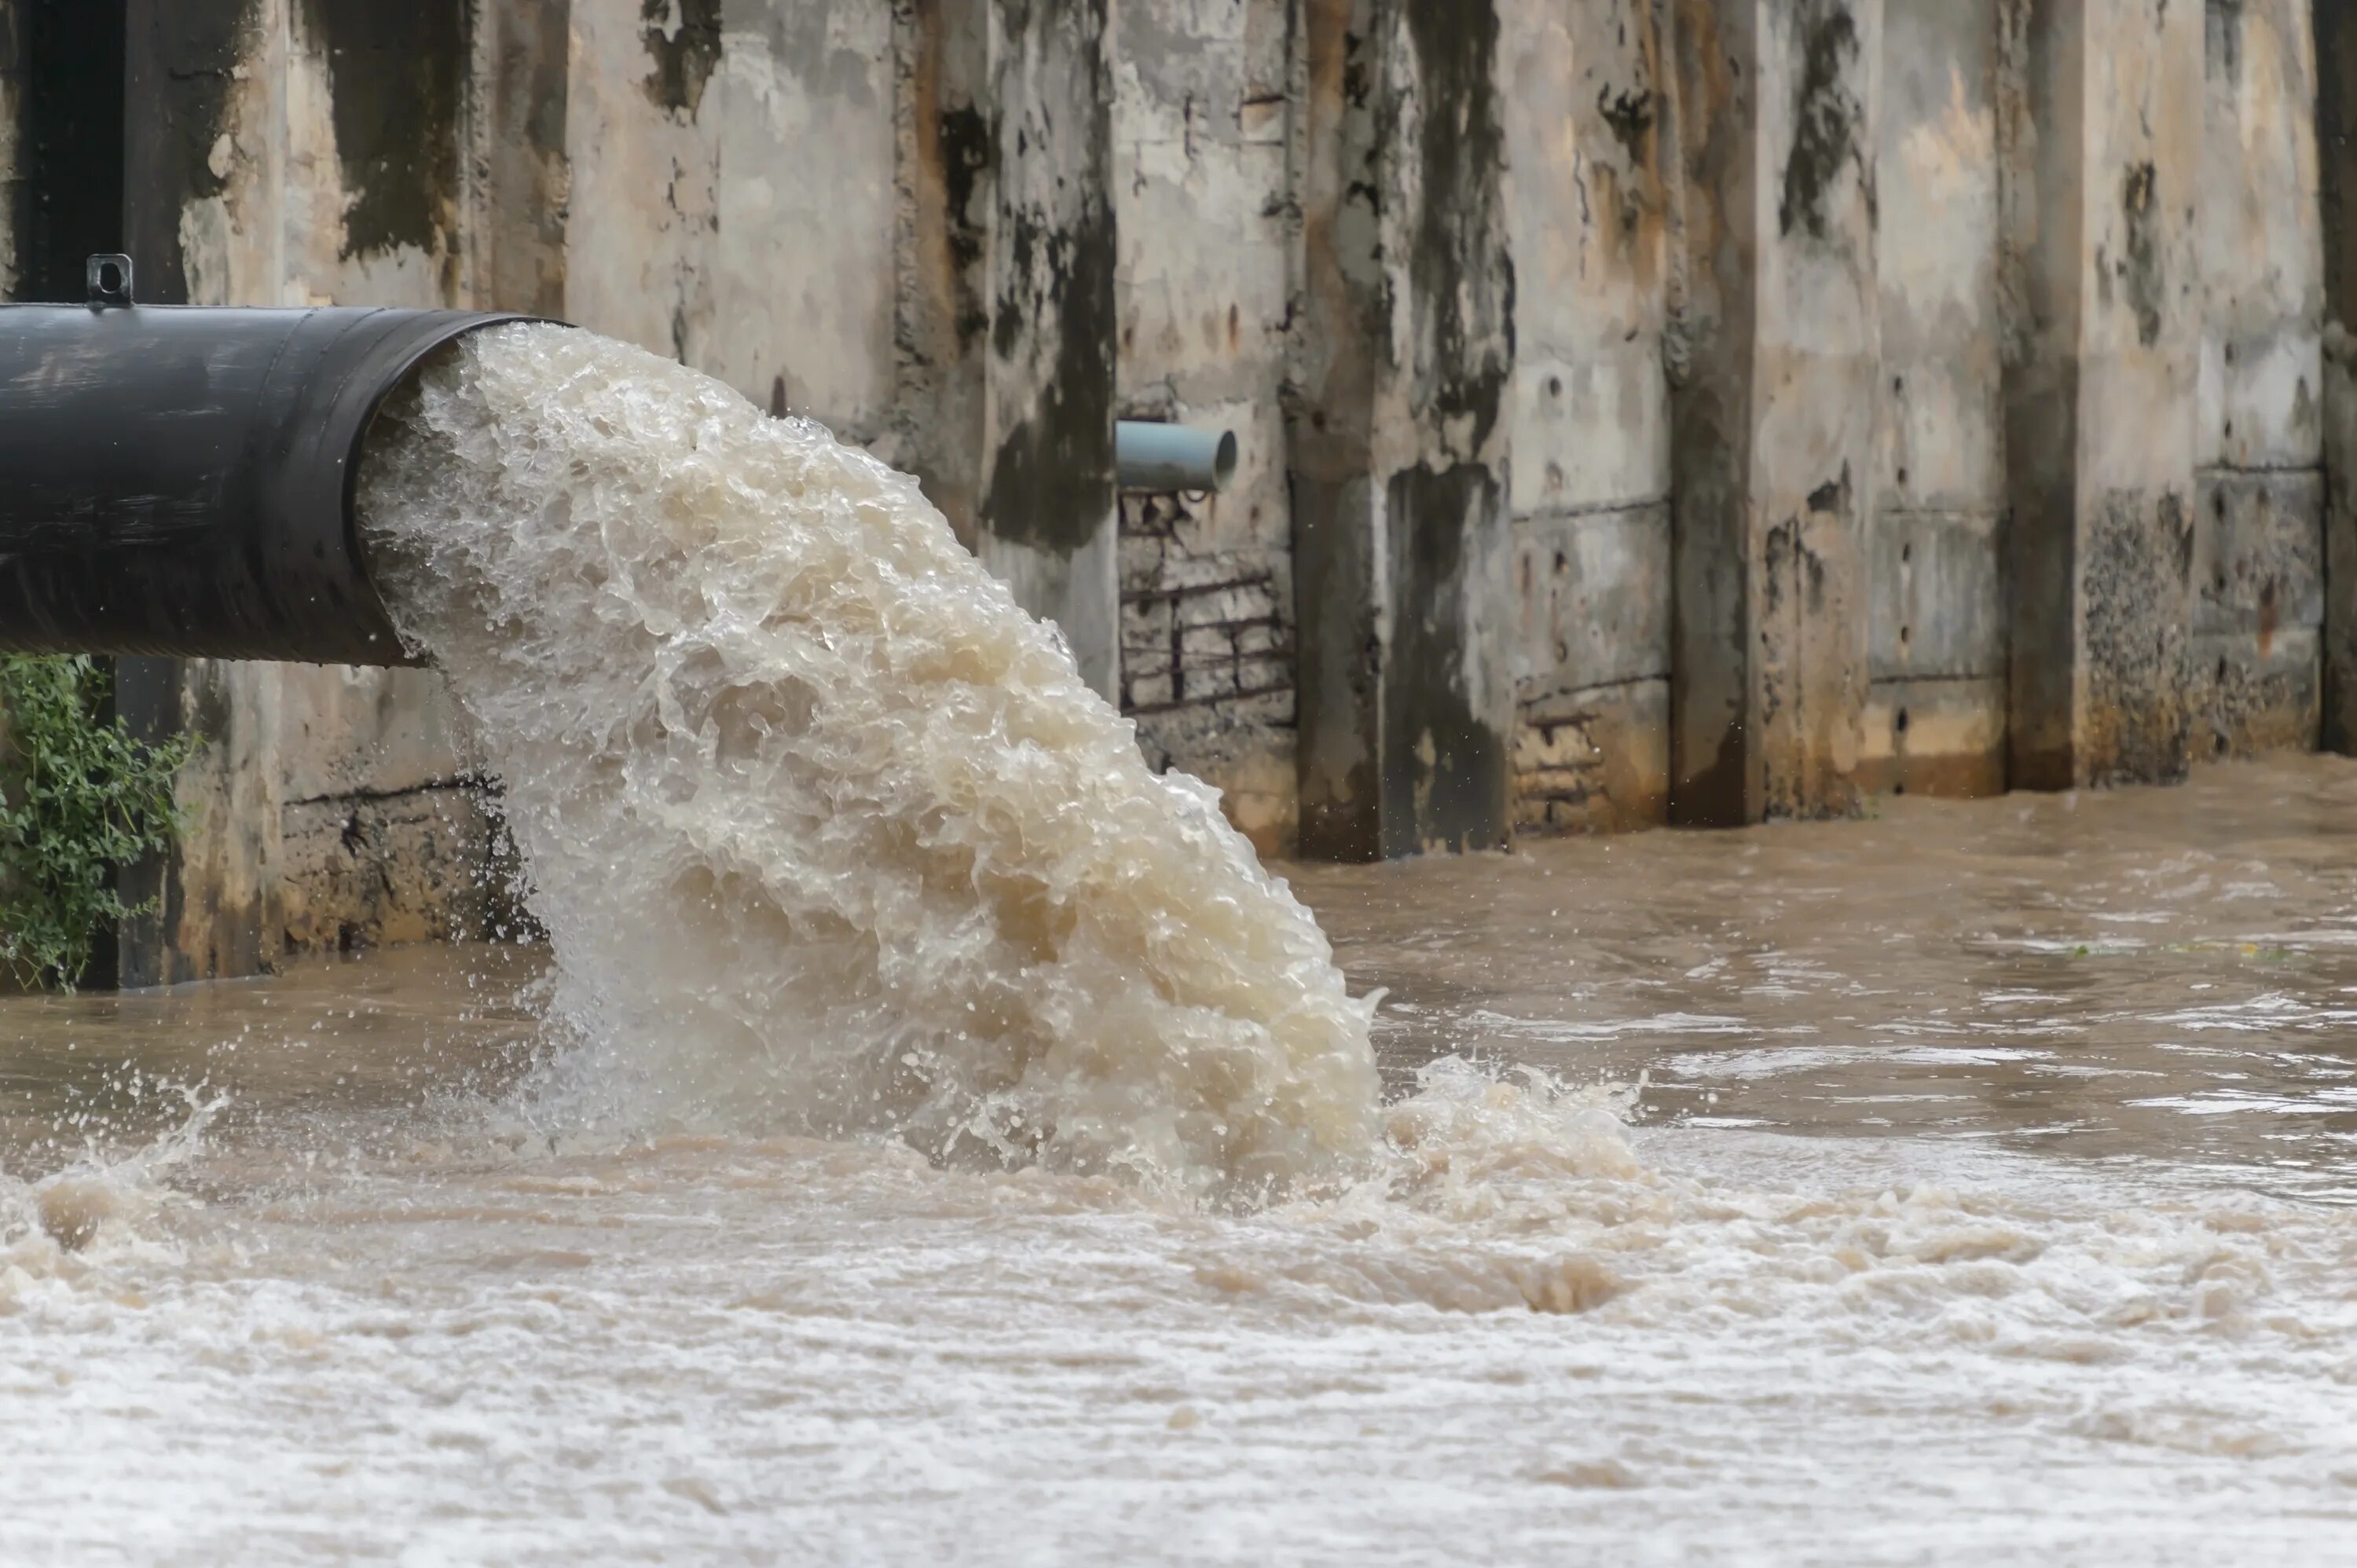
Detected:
[{"left": 0, "top": 655, "right": 192, "bottom": 991}]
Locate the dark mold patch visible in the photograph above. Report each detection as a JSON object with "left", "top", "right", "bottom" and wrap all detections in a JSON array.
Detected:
[
  {"left": 981, "top": 204, "right": 1118, "bottom": 557},
  {"left": 641, "top": 0, "right": 721, "bottom": 118},
  {"left": 301, "top": 0, "right": 463, "bottom": 263},
  {"left": 1776, "top": 1, "right": 1863, "bottom": 241},
  {"left": 1383, "top": 463, "right": 1509, "bottom": 855},
  {"left": 979, "top": 0, "right": 1117, "bottom": 560},
  {"left": 1763, "top": 515, "right": 1798, "bottom": 620},
  {"left": 123, "top": 0, "right": 247, "bottom": 304},
  {"left": 2120, "top": 160, "right": 2165, "bottom": 347},
  {"left": 937, "top": 103, "right": 992, "bottom": 346},
  {"left": 1597, "top": 84, "right": 1655, "bottom": 167},
  {"left": 1805, "top": 464, "right": 1851, "bottom": 515},
  {"left": 1403, "top": 0, "right": 1513, "bottom": 455}
]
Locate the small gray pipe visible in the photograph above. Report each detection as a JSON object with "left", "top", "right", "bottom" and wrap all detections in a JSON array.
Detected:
[{"left": 1116, "top": 420, "right": 1237, "bottom": 493}]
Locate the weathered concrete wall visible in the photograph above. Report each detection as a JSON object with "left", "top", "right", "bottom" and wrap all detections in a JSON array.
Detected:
[
  {"left": 567, "top": 0, "right": 899, "bottom": 437},
  {"left": 893, "top": 0, "right": 1121, "bottom": 702},
  {"left": 5, "top": 0, "right": 2352, "bottom": 984},
  {"left": 1110, "top": 0, "right": 1299, "bottom": 854},
  {"left": 1501, "top": 0, "right": 1673, "bottom": 835},
  {"left": 1865, "top": 0, "right": 2006, "bottom": 798},
  {"left": 1668, "top": 0, "right": 1882, "bottom": 826},
  {"left": 1999, "top": 0, "right": 2203, "bottom": 792},
  {"left": 2192, "top": 0, "right": 2325, "bottom": 760},
  {"left": 973, "top": 0, "right": 1121, "bottom": 701},
  {"left": 114, "top": 657, "right": 284, "bottom": 984},
  {"left": 463, "top": 0, "right": 570, "bottom": 321},
  {"left": 1290, "top": 0, "right": 1518, "bottom": 859}
]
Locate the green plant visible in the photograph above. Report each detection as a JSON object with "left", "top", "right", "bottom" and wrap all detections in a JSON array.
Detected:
[{"left": 0, "top": 655, "right": 193, "bottom": 991}]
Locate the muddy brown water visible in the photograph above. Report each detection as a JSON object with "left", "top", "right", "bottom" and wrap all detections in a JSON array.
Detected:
[
  {"left": 1298, "top": 754, "right": 2357, "bottom": 1202},
  {"left": 6, "top": 757, "right": 2357, "bottom": 1563}
]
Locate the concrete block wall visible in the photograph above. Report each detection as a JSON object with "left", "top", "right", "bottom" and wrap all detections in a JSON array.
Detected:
[{"left": 5, "top": 0, "right": 2356, "bottom": 980}]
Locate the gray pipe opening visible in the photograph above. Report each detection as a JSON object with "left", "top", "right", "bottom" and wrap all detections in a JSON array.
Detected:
[{"left": 1116, "top": 421, "right": 1238, "bottom": 493}]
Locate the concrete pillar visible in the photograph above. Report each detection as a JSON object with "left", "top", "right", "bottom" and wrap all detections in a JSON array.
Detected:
[
  {"left": 463, "top": 0, "right": 569, "bottom": 318},
  {"left": 1666, "top": 0, "right": 1882, "bottom": 826},
  {"left": 1996, "top": 0, "right": 2201, "bottom": 789},
  {"left": 115, "top": 0, "right": 274, "bottom": 986},
  {"left": 1864, "top": 0, "right": 2007, "bottom": 800},
  {"left": 2190, "top": 0, "right": 2325, "bottom": 761},
  {"left": 1289, "top": 0, "right": 1516, "bottom": 860},
  {"left": 1498, "top": 0, "right": 1677, "bottom": 837},
  {"left": 2317, "top": 0, "right": 2357, "bottom": 751},
  {"left": 896, "top": 0, "right": 1120, "bottom": 702}
]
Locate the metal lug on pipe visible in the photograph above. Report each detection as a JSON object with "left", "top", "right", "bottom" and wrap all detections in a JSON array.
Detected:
[
  {"left": 86, "top": 253, "right": 134, "bottom": 308},
  {"left": 1116, "top": 421, "right": 1237, "bottom": 493}
]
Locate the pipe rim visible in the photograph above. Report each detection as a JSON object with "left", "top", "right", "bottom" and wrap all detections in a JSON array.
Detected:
[
  {"left": 341, "top": 313, "right": 568, "bottom": 660},
  {"left": 1212, "top": 430, "right": 1238, "bottom": 491}
]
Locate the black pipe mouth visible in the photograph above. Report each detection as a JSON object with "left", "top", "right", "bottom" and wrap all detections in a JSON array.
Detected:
[
  {"left": 343, "top": 315, "right": 568, "bottom": 663},
  {"left": 0, "top": 304, "right": 566, "bottom": 666}
]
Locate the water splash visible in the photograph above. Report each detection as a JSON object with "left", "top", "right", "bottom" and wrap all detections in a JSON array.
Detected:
[
  {"left": 356, "top": 324, "right": 1379, "bottom": 1201},
  {"left": 1, "top": 1083, "right": 222, "bottom": 1310}
]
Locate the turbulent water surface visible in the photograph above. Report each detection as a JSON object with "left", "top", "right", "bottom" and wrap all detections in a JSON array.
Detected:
[{"left": 5, "top": 330, "right": 2357, "bottom": 1563}]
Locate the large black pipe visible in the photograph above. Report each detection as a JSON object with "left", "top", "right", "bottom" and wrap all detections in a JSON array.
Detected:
[{"left": 0, "top": 259, "right": 541, "bottom": 665}]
